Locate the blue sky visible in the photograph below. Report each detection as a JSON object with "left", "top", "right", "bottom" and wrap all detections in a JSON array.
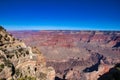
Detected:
[{"left": 0, "top": 0, "right": 120, "bottom": 30}]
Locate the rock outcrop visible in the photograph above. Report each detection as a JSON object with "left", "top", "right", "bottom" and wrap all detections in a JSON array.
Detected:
[{"left": 0, "top": 26, "right": 55, "bottom": 80}]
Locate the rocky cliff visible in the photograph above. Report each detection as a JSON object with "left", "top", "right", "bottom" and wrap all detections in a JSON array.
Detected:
[{"left": 0, "top": 26, "right": 55, "bottom": 80}]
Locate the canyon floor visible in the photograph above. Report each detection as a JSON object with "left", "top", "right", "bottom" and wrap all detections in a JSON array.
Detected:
[{"left": 9, "top": 30, "right": 120, "bottom": 80}]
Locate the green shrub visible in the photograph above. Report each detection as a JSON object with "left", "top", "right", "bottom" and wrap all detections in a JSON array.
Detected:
[
  {"left": 15, "top": 69, "right": 20, "bottom": 76},
  {"left": 39, "top": 72, "right": 47, "bottom": 80},
  {"left": 17, "top": 76, "right": 36, "bottom": 80},
  {"left": 0, "top": 64, "right": 4, "bottom": 72},
  {"left": 0, "top": 78, "right": 6, "bottom": 80},
  {"left": 0, "top": 69, "right": 2, "bottom": 72},
  {"left": 4, "top": 60, "right": 12, "bottom": 67},
  {"left": 0, "top": 26, "right": 4, "bottom": 31},
  {"left": 0, "top": 64, "right": 4, "bottom": 69}
]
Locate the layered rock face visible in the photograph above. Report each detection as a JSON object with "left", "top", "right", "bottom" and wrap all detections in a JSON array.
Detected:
[
  {"left": 0, "top": 26, "right": 55, "bottom": 80},
  {"left": 9, "top": 30, "right": 120, "bottom": 48},
  {"left": 9, "top": 30, "right": 120, "bottom": 80}
]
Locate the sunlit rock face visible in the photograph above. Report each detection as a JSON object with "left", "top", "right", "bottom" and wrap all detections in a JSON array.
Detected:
[{"left": 0, "top": 26, "right": 55, "bottom": 80}]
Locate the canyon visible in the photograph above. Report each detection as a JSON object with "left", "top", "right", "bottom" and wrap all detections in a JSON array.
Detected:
[{"left": 9, "top": 30, "right": 120, "bottom": 80}]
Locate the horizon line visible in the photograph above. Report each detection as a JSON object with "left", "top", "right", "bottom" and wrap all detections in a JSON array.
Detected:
[
  {"left": 2, "top": 25, "right": 120, "bottom": 31},
  {"left": 7, "top": 29, "right": 120, "bottom": 32}
]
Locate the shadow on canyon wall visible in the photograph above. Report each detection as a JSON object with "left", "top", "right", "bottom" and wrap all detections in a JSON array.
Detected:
[
  {"left": 83, "top": 53, "right": 103, "bottom": 72},
  {"left": 98, "top": 63, "right": 120, "bottom": 80},
  {"left": 55, "top": 77, "right": 66, "bottom": 80}
]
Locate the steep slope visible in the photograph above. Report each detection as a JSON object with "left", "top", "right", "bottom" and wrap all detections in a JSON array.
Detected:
[
  {"left": 0, "top": 26, "right": 55, "bottom": 80},
  {"left": 98, "top": 63, "right": 120, "bottom": 80}
]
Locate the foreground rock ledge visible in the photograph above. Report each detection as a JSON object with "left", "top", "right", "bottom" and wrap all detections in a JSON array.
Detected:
[{"left": 0, "top": 26, "right": 55, "bottom": 80}]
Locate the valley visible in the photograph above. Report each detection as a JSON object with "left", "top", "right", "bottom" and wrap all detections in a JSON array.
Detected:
[{"left": 9, "top": 30, "right": 120, "bottom": 80}]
